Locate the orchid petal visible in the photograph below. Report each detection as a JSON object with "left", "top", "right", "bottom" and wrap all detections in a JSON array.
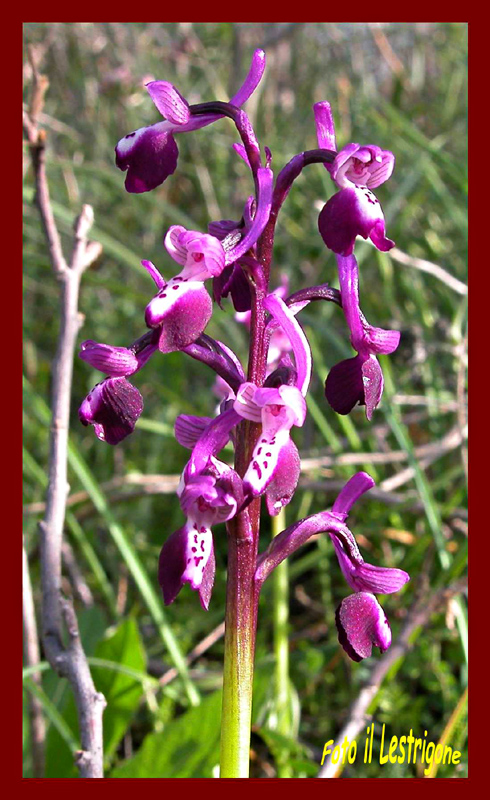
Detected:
[
  {"left": 146, "top": 81, "right": 190, "bottom": 124},
  {"left": 115, "top": 124, "right": 179, "bottom": 193},
  {"left": 318, "top": 186, "right": 394, "bottom": 256},
  {"left": 79, "top": 340, "right": 139, "bottom": 377},
  {"left": 145, "top": 280, "right": 213, "bottom": 352},
  {"left": 174, "top": 415, "right": 213, "bottom": 449},
  {"left": 313, "top": 101, "right": 337, "bottom": 153},
  {"left": 336, "top": 592, "right": 392, "bottom": 661},
  {"left": 78, "top": 377, "right": 143, "bottom": 445},
  {"left": 263, "top": 293, "right": 312, "bottom": 395},
  {"left": 331, "top": 471, "right": 375, "bottom": 520},
  {"left": 265, "top": 438, "right": 301, "bottom": 516}
]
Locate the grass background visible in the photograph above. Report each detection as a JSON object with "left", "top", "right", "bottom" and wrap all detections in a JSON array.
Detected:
[{"left": 23, "top": 22, "right": 467, "bottom": 778}]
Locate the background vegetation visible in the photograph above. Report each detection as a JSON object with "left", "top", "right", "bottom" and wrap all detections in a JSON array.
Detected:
[{"left": 23, "top": 22, "right": 468, "bottom": 778}]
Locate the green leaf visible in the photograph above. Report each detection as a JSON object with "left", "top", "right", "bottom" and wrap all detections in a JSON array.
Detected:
[
  {"left": 91, "top": 617, "right": 146, "bottom": 761},
  {"left": 111, "top": 690, "right": 222, "bottom": 778}
]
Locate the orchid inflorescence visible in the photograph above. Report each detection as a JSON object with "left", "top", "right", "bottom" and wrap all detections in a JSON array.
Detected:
[{"left": 79, "top": 49, "right": 409, "bottom": 663}]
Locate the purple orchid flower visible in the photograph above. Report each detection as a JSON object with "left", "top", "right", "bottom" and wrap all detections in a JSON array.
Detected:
[
  {"left": 325, "top": 253, "right": 400, "bottom": 420},
  {"left": 159, "top": 410, "right": 243, "bottom": 608},
  {"left": 115, "top": 49, "right": 266, "bottom": 193},
  {"left": 78, "top": 335, "right": 159, "bottom": 444},
  {"left": 256, "top": 472, "right": 409, "bottom": 660},
  {"left": 234, "top": 383, "right": 306, "bottom": 499},
  {"left": 143, "top": 228, "right": 224, "bottom": 352},
  {"left": 314, "top": 101, "right": 395, "bottom": 256}
]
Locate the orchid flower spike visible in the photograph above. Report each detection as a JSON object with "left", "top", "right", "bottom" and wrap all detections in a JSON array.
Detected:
[
  {"left": 314, "top": 101, "right": 395, "bottom": 256},
  {"left": 116, "top": 49, "right": 266, "bottom": 193},
  {"left": 325, "top": 254, "right": 400, "bottom": 420}
]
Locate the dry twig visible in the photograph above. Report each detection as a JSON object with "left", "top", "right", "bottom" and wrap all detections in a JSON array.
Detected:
[{"left": 24, "top": 57, "right": 105, "bottom": 778}]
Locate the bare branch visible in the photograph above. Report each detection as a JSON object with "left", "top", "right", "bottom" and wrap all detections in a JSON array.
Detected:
[
  {"left": 367, "top": 241, "right": 468, "bottom": 296},
  {"left": 24, "top": 57, "right": 105, "bottom": 777},
  {"left": 22, "top": 538, "right": 46, "bottom": 777}
]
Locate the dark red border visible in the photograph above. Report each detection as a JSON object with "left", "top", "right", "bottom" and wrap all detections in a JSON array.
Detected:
[{"left": 18, "top": 11, "right": 472, "bottom": 791}]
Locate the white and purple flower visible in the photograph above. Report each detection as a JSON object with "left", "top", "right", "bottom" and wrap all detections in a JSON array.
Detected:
[
  {"left": 115, "top": 49, "right": 266, "bottom": 193},
  {"left": 314, "top": 101, "right": 395, "bottom": 256}
]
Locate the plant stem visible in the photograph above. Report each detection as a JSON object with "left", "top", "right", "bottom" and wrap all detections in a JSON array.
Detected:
[
  {"left": 271, "top": 508, "right": 293, "bottom": 777},
  {"left": 219, "top": 511, "right": 260, "bottom": 777}
]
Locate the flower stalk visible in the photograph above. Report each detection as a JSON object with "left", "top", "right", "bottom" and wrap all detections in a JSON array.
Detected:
[{"left": 79, "top": 47, "right": 410, "bottom": 779}]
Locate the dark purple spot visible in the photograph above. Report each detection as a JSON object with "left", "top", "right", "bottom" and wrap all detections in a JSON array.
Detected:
[
  {"left": 252, "top": 460, "right": 262, "bottom": 479},
  {"left": 200, "top": 527, "right": 206, "bottom": 533},
  {"left": 194, "top": 556, "right": 203, "bottom": 566},
  {"left": 257, "top": 447, "right": 262, "bottom": 455},
  {"left": 194, "top": 534, "right": 198, "bottom": 542},
  {"left": 266, "top": 452, "right": 272, "bottom": 457},
  {"left": 191, "top": 547, "right": 197, "bottom": 553},
  {"left": 200, "top": 541, "right": 205, "bottom": 551},
  {"left": 172, "top": 285, "right": 180, "bottom": 290},
  {"left": 263, "top": 461, "right": 268, "bottom": 469},
  {"left": 126, "top": 132, "right": 136, "bottom": 139}
]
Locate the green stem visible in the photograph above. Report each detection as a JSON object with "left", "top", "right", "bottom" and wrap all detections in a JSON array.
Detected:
[
  {"left": 272, "top": 508, "right": 293, "bottom": 777},
  {"left": 219, "top": 515, "right": 260, "bottom": 777}
]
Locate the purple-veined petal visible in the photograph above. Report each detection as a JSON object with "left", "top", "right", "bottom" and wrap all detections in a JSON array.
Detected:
[
  {"left": 146, "top": 81, "right": 190, "bottom": 125},
  {"left": 208, "top": 219, "right": 241, "bottom": 240},
  {"left": 313, "top": 101, "right": 337, "bottom": 153},
  {"left": 265, "top": 437, "right": 301, "bottom": 516},
  {"left": 318, "top": 186, "right": 394, "bottom": 257},
  {"left": 79, "top": 340, "right": 139, "bottom": 377},
  {"left": 336, "top": 592, "right": 392, "bottom": 661},
  {"left": 115, "top": 124, "right": 179, "bottom": 193},
  {"left": 79, "top": 377, "right": 143, "bottom": 445},
  {"left": 365, "top": 149, "right": 395, "bottom": 189},
  {"left": 187, "top": 408, "right": 241, "bottom": 475},
  {"left": 145, "top": 280, "right": 213, "bottom": 352},
  {"left": 330, "top": 535, "right": 410, "bottom": 594},
  {"left": 224, "top": 168, "right": 273, "bottom": 266},
  {"left": 325, "top": 355, "right": 365, "bottom": 415},
  {"left": 331, "top": 471, "right": 375, "bottom": 520},
  {"left": 362, "top": 356, "right": 384, "bottom": 420},
  {"left": 164, "top": 227, "right": 226, "bottom": 279},
  {"left": 175, "top": 415, "right": 213, "bottom": 449},
  {"left": 364, "top": 323, "right": 400, "bottom": 355},
  {"left": 330, "top": 144, "right": 394, "bottom": 190},
  {"left": 180, "top": 473, "right": 237, "bottom": 526},
  {"left": 158, "top": 521, "right": 215, "bottom": 609},
  {"left": 233, "top": 382, "right": 263, "bottom": 422},
  {"left": 263, "top": 293, "right": 312, "bottom": 395},
  {"left": 164, "top": 225, "right": 188, "bottom": 265}
]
